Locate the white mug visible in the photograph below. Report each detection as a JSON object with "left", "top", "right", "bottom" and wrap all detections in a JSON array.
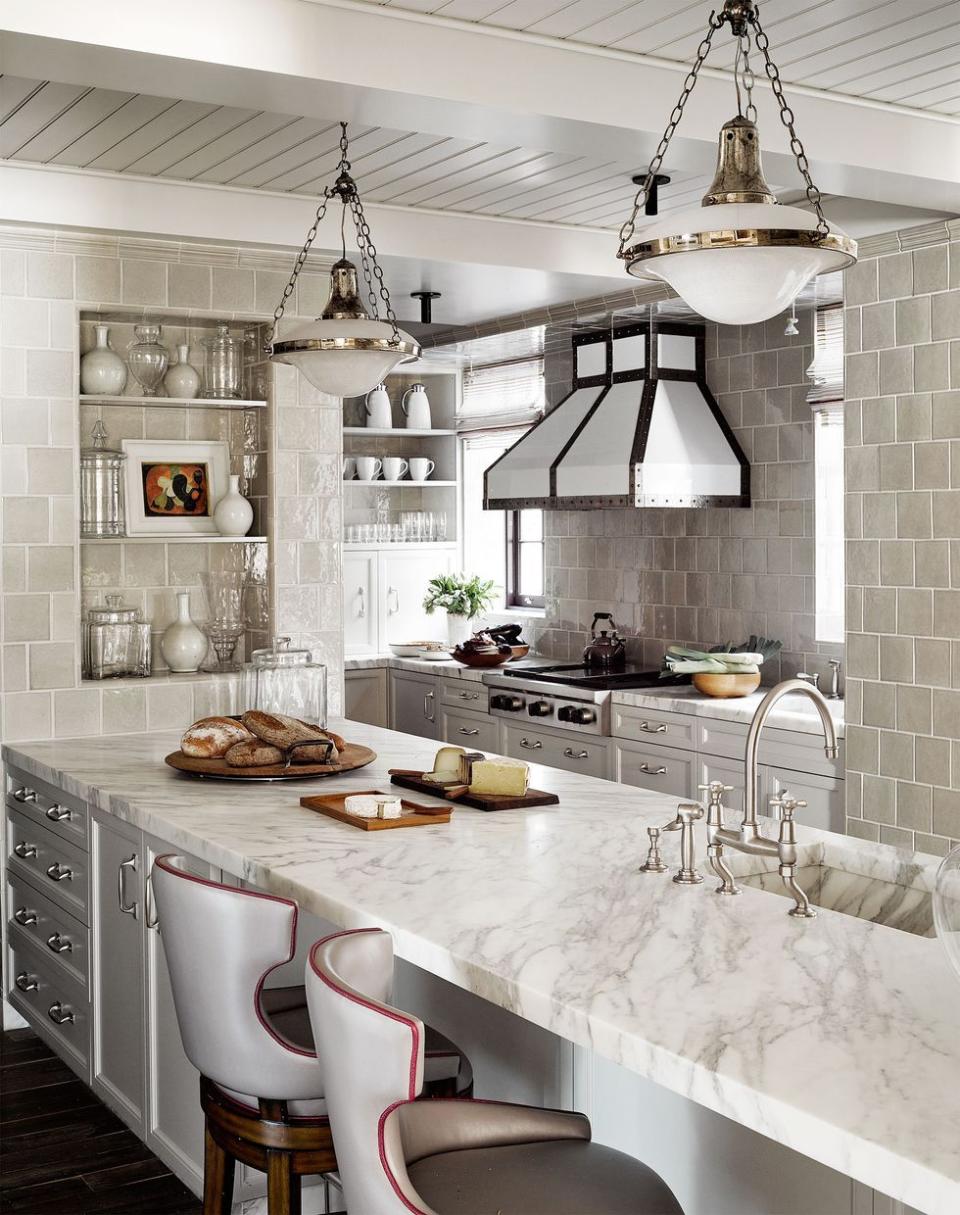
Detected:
[
  {"left": 355, "top": 456, "right": 382, "bottom": 481},
  {"left": 408, "top": 457, "right": 435, "bottom": 482},
  {"left": 382, "top": 457, "right": 409, "bottom": 481},
  {"left": 342, "top": 456, "right": 357, "bottom": 480}
]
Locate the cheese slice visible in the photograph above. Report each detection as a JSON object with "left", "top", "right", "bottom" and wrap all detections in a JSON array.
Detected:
[
  {"left": 422, "top": 745, "right": 466, "bottom": 784},
  {"left": 457, "top": 751, "right": 486, "bottom": 785},
  {"left": 468, "top": 756, "right": 530, "bottom": 797}
]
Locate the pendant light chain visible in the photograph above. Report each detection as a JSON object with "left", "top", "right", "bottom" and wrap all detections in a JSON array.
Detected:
[
  {"left": 350, "top": 192, "right": 402, "bottom": 344},
  {"left": 752, "top": 10, "right": 829, "bottom": 240},
  {"left": 268, "top": 191, "right": 331, "bottom": 349}
]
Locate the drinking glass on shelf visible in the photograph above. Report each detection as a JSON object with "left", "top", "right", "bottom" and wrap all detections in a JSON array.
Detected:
[
  {"left": 435, "top": 511, "right": 447, "bottom": 541},
  {"left": 423, "top": 511, "right": 436, "bottom": 542}
]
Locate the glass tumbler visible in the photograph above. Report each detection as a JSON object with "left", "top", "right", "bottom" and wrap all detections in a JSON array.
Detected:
[{"left": 203, "top": 323, "right": 243, "bottom": 399}]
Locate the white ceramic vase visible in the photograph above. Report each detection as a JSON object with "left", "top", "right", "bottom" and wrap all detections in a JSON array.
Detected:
[
  {"left": 163, "top": 344, "right": 200, "bottom": 399},
  {"left": 80, "top": 325, "right": 127, "bottom": 396},
  {"left": 446, "top": 612, "right": 473, "bottom": 645},
  {"left": 161, "top": 592, "right": 207, "bottom": 673},
  {"left": 214, "top": 475, "right": 254, "bottom": 537}
]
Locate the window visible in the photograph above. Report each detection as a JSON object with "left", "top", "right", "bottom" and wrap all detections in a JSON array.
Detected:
[
  {"left": 459, "top": 331, "right": 545, "bottom": 612},
  {"left": 808, "top": 304, "right": 844, "bottom": 643}
]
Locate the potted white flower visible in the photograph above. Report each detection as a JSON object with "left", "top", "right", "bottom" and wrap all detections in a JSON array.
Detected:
[{"left": 423, "top": 573, "right": 497, "bottom": 645}]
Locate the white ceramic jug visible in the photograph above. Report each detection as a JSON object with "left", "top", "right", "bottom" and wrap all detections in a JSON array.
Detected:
[
  {"left": 402, "top": 383, "right": 432, "bottom": 430},
  {"left": 365, "top": 383, "right": 393, "bottom": 429}
]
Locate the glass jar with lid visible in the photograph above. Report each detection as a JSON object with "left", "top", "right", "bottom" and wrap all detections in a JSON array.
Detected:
[
  {"left": 80, "top": 420, "right": 125, "bottom": 537},
  {"left": 249, "top": 636, "right": 326, "bottom": 726},
  {"left": 84, "top": 596, "right": 151, "bottom": 679},
  {"left": 202, "top": 323, "right": 243, "bottom": 399}
]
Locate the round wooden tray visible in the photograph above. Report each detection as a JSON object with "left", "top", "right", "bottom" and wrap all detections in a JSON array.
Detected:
[{"left": 164, "top": 742, "right": 377, "bottom": 783}]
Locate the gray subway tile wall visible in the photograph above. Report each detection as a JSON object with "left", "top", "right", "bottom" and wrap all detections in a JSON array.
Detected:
[{"left": 845, "top": 235, "right": 960, "bottom": 855}]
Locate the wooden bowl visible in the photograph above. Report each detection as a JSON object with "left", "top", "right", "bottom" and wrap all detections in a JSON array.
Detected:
[
  {"left": 692, "top": 672, "right": 761, "bottom": 698},
  {"left": 452, "top": 645, "right": 513, "bottom": 669},
  {"left": 508, "top": 644, "right": 530, "bottom": 661}
]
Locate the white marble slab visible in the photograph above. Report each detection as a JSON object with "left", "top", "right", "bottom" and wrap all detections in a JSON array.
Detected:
[
  {"left": 3, "top": 724, "right": 955, "bottom": 1214},
  {"left": 612, "top": 684, "right": 846, "bottom": 737}
]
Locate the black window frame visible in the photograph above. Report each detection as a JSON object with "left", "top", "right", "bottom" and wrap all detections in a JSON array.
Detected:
[{"left": 505, "top": 509, "right": 545, "bottom": 609}]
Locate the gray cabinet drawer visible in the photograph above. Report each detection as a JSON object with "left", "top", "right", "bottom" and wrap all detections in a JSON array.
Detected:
[
  {"left": 440, "top": 709, "right": 500, "bottom": 752},
  {"left": 440, "top": 680, "right": 488, "bottom": 712},
  {"left": 7, "top": 873, "right": 89, "bottom": 991},
  {"left": 612, "top": 704, "right": 697, "bottom": 751},
  {"left": 614, "top": 739, "right": 697, "bottom": 799},
  {"left": 6, "top": 766, "right": 88, "bottom": 848},
  {"left": 697, "top": 717, "right": 843, "bottom": 779},
  {"left": 8, "top": 936, "right": 90, "bottom": 1075},
  {"left": 503, "top": 725, "right": 610, "bottom": 780},
  {"left": 7, "top": 808, "right": 89, "bottom": 923}
]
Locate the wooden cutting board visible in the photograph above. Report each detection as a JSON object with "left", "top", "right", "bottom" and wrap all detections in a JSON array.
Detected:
[
  {"left": 165, "top": 742, "right": 376, "bottom": 782},
  {"left": 389, "top": 769, "right": 559, "bottom": 812},
  {"left": 300, "top": 790, "right": 451, "bottom": 830}
]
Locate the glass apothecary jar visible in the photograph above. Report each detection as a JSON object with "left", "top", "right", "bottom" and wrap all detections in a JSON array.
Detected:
[
  {"left": 127, "top": 323, "right": 169, "bottom": 396},
  {"left": 203, "top": 323, "right": 243, "bottom": 399},
  {"left": 80, "top": 420, "right": 125, "bottom": 537},
  {"left": 249, "top": 636, "right": 327, "bottom": 726},
  {"left": 84, "top": 596, "right": 151, "bottom": 679}
]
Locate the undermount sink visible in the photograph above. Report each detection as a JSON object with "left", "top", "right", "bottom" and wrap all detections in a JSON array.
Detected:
[{"left": 738, "top": 862, "right": 934, "bottom": 936}]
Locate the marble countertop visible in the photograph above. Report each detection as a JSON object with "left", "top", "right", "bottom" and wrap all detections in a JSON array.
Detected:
[{"left": 3, "top": 724, "right": 954, "bottom": 1213}]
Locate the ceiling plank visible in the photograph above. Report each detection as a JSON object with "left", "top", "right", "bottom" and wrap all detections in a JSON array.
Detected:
[
  {"left": 8, "top": 87, "right": 133, "bottom": 162},
  {"left": 87, "top": 99, "right": 219, "bottom": 171},
  {"left": 122, "top": 104, "right": 261, "bottom": 175},
  {"left": 48, "top": 93, "right": 181, "bottom": 166},
  {"left": 0, "top": 80, "right": 89, "bottom": 158}
]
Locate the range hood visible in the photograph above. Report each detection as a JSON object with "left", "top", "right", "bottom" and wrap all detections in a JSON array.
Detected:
[{"left": 484, "top": 322, "right": 749, "bottom": 510}]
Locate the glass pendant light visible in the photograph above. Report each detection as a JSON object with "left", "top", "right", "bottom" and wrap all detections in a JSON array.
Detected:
[
  {"left": 618, "top": 0, "right": 857, "bottom": 326},
  {"left": 270, "top": 123, "right": 419, "bottom": 397}
]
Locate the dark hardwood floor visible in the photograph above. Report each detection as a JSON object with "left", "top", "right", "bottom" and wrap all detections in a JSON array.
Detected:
[{"left": 1, "top": 1028, "right": 201, "bottom": 1214}]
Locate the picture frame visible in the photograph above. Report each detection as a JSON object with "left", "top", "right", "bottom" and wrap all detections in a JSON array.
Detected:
[{"left": 120, "top": 440, "right": 230, "bottom": 536}]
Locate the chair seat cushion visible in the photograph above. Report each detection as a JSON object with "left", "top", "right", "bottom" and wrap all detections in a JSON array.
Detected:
[{"left": 408, "top": 1139, "right": 682, "bottom": 1215}]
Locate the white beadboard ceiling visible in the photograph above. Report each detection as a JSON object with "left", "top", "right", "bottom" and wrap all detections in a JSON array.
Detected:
[
  {"left": 0, "top": 74, "right": 788, "bottom": 231},
  {"left": 352, "top": 0, "right": 960, "bottom": 115}
]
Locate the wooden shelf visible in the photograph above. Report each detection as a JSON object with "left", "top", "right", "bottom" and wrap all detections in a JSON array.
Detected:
[
  {"left": 80, "top": 535, "right": 267, "bottom": 545},
  {"left": 79, "top": 395, "right": 267, "bottom": 410},
  {"left": 345, "top": 480, "right": 456, "bottom": 488},
  {"left": 342, "top": 427, "right": 456, "bottom": 437}
]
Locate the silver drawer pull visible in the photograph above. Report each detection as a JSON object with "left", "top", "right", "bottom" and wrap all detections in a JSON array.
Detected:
[
  {"left": 458, "top": 727, "right": 480, "bottom": 736},
  {"left": 46, "top": 863, "right": 73, "bottom": 882},
  {"left": 458, "top": 691, "right": 479, "bottom": 700},
  {"left": 520, "top": 738, "right": 543, "bottom": 750},
  {"left": 46, "top": 932, "right": 72, "bottom": 954},
  {"left": 15, "top": 971, "right": 38, "bottom": 992},
  {"left": 13, "top": 787, "right": 37, "bottom": 803},
  {"left": 563, "top": 748, "right": 589, "bottom": 760},
  {"left": 14, "top": 906, "right": 38, "bottom": 926},
  {"left": 639, "top": 722, "right": 667, "bottom": 734},
  {"left": 14, "top": 841, "right": 38, "bottom": 858},
  {"left": 48, "top": 1002, "right": 75, "bottom": 1025},
  {"left": 638, "top": 763, "right": 668, "bottom": 775},
  {"left": 118, "top": 854, "right": 139, "bottom": 917},
  {"left": 45, "top": 805, "right": 72, "bottom": 822}
]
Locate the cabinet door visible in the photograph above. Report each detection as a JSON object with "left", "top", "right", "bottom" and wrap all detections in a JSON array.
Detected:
[
  {"left": 345, "top": 669, "right": 389, "bottom": 728},
  {"left": 503, "top": 724, "right": 610, "bottom": 780},
  {"left": 379, "top": 550, "right": 453, "bottom": 647},
  {"left": 614, "top": 739, "right": 696, "bottom": 799},
  {"left": 390, "top": 671, "right": 440, "bottom": 740},
  {"left": 142, "top": 838, "right": 212, "bottom": 1197},
  {"left": 91, "top": 813, "right": 145, "bottom": 1132},
  {"left": 764, "top": 766, "right": 844, "bottom": 833},
  {"left": 343, "top": 552, "right": 378, "bottom": 655},
  {"left": 440, "top": 707, "right": 500, "bottom": 752},
  {"left": 696, "top": 752, "right": 752, "bottom": 817}
]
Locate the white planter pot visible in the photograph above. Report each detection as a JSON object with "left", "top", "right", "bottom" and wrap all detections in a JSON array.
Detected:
[{"left": 446, "top": 613, "right": 473, "bottom": 645}]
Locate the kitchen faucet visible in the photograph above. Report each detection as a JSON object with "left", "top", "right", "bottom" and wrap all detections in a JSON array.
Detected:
[{"left": 708, "top": 679, "right": 839, "bottom": 918}]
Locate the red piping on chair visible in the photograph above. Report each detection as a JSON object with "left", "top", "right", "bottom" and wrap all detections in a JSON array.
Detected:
[
  {"left": 378, "top": 1100, "right": 430, "bottom": 1215},
  {"left": 154, "top": 855, "right": 315, "bottom": 1058}
]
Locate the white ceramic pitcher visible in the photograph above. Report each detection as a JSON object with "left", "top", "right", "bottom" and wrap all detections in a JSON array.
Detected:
[
  {"left": 401, "top": 383, "right": 432, "bottom": 430},
  {"left": 365, "top": 383, "right": 393, "bottom": 429}
]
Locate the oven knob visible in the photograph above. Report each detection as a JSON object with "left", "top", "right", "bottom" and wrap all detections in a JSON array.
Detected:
[
  {"left": 558, "top": 705, "right": 596, "bottom": 725},
  {"left": 528, "top": 700, "right": 553, "bottom": 717},
  {"left": 490, "top": 694, "right": 524, "bottom": 712}
]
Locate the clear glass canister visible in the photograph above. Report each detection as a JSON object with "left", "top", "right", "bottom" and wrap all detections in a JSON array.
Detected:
[
  {"left": 250, "top": 636, "right": 327, "bottom": 726},
  {"left": 203, "top": 323, "right": 243, "bottom": 399},
  {"left": 80, "top": 421, "right": 125, "bottom": 537},
  {"left": 84, "top": 595, "right": 151, "bottom": 679}
]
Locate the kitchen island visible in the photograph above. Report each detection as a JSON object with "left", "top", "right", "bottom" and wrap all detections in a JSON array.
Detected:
[{"left": 3, "top": 721, "right": 956, "bottom": 1215}]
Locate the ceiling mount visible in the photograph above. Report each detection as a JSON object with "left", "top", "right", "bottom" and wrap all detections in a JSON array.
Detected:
[
  {"left": 631, "top": 173, "right": 671, "bottom": 217},
  {"left": 411, "top": 290, "right": 442, "bottom": 324}
]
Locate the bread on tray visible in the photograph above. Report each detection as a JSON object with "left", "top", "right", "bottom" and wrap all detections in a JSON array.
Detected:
[
  {"left": 181, "top": 717, "right": 254, "bottom": 758},
  {"left": 241, "top": 711, "right": 343, "bottom": 761},
  {"left": 224, "top": 739, "right": 285, "bottom": 768}
]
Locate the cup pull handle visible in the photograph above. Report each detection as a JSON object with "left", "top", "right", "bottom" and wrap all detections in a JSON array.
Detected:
[
  {"left": 14, "top": 842, "right": 38, "bottom": 858},
  {"left": 45, "top": 805, "right": 73, "bottom": 822},
  {"left": 14, "top": 906, "right": 38, "bottom": 926},
  {"left": 46, "top": 932, "right": 72, "bottom": 954},
  {"left": 15, "top": 972, "right": 38, "bottom": 992},
  {"left": 13, "top": 787, "right": 37, "bottom": 803},
  {"left": 46, "top": 863, "right": 73, "bottom": 882},
  {"left": 48, "top": 1002, "right": 75, "bottom": 1025}
]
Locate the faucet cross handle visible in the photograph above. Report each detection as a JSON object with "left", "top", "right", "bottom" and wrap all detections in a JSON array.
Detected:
[
  {"left": 769, "top": 791, "right": 806, "bottom": 819},
  {"left": 698, "top": 781, "right": 733, "bottom": 805}
]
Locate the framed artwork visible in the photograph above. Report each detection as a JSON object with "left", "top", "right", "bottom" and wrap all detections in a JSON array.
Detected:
[{"left": 120, "top": 440, "right": 230, "bottom": 535}]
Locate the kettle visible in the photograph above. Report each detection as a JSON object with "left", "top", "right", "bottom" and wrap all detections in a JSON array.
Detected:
[
  {"left": 583, "top": 612, "right": 626, "bottom": 670},
  {"left": 402, "top": 383, "right": 432, "bottom": 430},
  {"left": 365, "top": 383, "right": 393, "bottom": 429}
]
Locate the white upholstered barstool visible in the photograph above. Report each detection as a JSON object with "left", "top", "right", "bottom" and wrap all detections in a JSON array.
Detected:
[
  {"left": 306, "top": 927, "right": 684, "bottom": 1215},
  {"left": 152, "top": 857, "right": 472, "bottom": 1215}
]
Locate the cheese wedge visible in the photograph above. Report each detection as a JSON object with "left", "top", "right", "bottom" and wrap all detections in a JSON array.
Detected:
[
  {"left": 468, "top": 756, "right": 530, "bottom": 797},
  {"left": 457, "top": 751, "right": 486, "bottom": 785},
  {"left": 422, "top": 745, "right": 466, "bottom": 784}
]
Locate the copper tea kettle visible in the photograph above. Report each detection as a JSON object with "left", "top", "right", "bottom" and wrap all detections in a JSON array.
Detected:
[{"left": 583, "top": 612, "right": 626, "bottom": 670}]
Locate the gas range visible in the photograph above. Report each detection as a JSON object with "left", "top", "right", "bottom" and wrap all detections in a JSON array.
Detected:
[{"left": 482, "top": 663, "right": 686, "bottom": 736}]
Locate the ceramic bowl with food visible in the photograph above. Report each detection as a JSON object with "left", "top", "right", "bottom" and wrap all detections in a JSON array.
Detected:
[{"left": 389, "top": 642, "right": 426, "bottom": 657}]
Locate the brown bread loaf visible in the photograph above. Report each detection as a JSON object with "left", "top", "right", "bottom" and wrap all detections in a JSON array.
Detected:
[
  {"left": 181, "top": 717, "right": 254, "bottom": 758},
  {"left": 224, "top": 739, "right": 284, "bottom": 768}
]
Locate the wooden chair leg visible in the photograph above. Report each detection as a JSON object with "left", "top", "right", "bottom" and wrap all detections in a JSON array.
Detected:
[
  {"left": 203, "top": 1122, "right": 235, "bottom": 1215},
  {"left": 266, "top": 1150, "right": 301, "bottom": 1215}
]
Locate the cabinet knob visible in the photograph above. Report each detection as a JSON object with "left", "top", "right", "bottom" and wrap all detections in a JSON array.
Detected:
[
  {"left": 14, "top": 841, "right": 38, "bottom": 858},
  {"left": 46, "top": 863, "right": 73, "bottom": 883},
  {"left": 47, "top": 1002, "right": 75, "bottom": 1026}
]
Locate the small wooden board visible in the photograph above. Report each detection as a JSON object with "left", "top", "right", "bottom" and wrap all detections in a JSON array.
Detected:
[
  {"left": 165, "top": 742, "right": 376, "bottom": 782},
  {"left": 300, "top": 790, "right": 451, "bottom": 830},
  {"left": 389, "top": 769, "right": 559, "bottom": 812}
]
